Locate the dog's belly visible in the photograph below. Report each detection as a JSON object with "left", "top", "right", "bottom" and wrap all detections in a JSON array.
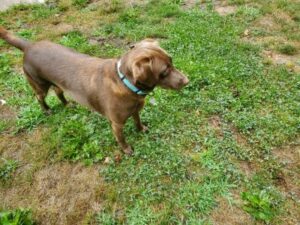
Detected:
[
  {"left": 64, "top": 89, "right": 105, "bottom": 115},
  {"left": 65, "top": 90, "right": 91, "bottom": 108}
]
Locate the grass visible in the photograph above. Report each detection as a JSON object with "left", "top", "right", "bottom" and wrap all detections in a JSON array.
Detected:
[
  {"left": 72, "top": 0, "right": 89, "bottom": 8},
  {"left": 0, "top": 0, "right": 299, "bottom": 224},
  {"left": 277, "top": 43, "right": 297, "bottom": 55},
  {"left": 0, "top": 159, "right": 18, "bottom": 182},
  {"left": 241, "top": 188, "right": 283, "bottom": 222},
  {"left": 0, "top": 208, "right": 35, "bottom": 225}
]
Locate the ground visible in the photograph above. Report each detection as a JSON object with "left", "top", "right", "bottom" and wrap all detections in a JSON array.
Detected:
[{"left": 0, "top": 0, "right": 299, "bottom": 224}]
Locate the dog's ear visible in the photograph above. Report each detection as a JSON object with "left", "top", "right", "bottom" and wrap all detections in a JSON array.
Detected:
[
  {"left": 133, "top": 39, "right": 160, "bottom": 49},
  {"left": 132, "top": 57, "right": 153, "bottom": 84},
  {"left": 142, "top": 38, "right": 159, "bottom": 46}
]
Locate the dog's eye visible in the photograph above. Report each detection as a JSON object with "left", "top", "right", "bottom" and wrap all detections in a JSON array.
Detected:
[{"left": 160, "top": 68, "right": 169, "bottom": 79}]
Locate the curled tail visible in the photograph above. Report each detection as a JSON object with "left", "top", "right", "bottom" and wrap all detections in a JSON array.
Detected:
[{"left": 0, "top": 26, "right": 30, "bottom": 51}]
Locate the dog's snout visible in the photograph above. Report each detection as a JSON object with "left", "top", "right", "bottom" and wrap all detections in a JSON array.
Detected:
[{"left": 181, "top": 76, "right": 189, "bottom": 86}]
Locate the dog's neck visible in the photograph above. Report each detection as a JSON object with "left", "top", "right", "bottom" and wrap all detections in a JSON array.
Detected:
[
  {"left": 119, "top": 59, "right": 134, "bottom": 83},
  {"left": 117, "top": 59, "right": 149, "bottom": 96}
]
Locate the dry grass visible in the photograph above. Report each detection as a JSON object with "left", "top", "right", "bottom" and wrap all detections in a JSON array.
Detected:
[
  {"left": 0, "top": 124, "right": 103, "bottom": 224},
  {"left": 1, "top": 161, "right": 103, "bottom": 225},
  {"left": 210, "top": 194, "right": 254, "bottom": 225}
]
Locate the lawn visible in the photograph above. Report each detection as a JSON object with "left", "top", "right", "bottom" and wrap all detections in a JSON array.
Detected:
[{"left": 0, "top": 0, "right": 299, "bottom": 224}]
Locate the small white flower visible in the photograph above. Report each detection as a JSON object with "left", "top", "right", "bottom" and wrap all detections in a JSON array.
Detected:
[
  {"left": 0, "top": 99, "right": 7, "bottom": 105},
  {"left": 149, "top": 97, "right": 157, "bottom": 106}
]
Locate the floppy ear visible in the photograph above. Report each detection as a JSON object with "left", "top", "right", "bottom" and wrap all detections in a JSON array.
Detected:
[
  {"left": 143, "top": 38, "right": 159, "bottom": 46},
  {"left": 131, "top": 57, "right": 153, "bottom": 84},
  {"left": 132, "top": 39, "right": 160, "bottom": 49}
]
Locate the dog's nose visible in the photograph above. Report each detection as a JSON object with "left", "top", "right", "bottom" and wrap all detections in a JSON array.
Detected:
[{"left": 182, "top": 76, "right": 189, "bottom": 86}]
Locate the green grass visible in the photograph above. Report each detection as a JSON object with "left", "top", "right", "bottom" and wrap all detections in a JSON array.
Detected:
[
  {"left": 72, "top": 0, "right": 89, "bottom": 8},
  {"left": 0, "top": 159, "right": 18, "bottom": 182},
  {"left": 277, "top": 43, "right": 297, "bottom": 55},
  {"left": 242, "top": 187, "right": 283, "bottom": 222},
  {"left": 0, "top": 0, "right": 299, "bottom": 224},
  {"left": 0, "top": 208, "right": 35, "bottom": 225}
]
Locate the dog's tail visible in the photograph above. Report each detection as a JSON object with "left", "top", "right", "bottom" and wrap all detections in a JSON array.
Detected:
[{"left": 0, "top": 26, "right": 30, "bottom": 51}]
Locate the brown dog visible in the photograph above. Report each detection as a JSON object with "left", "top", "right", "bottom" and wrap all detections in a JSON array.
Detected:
[{"left": 0, "top": 27, "right": 189, "bottom": 155}]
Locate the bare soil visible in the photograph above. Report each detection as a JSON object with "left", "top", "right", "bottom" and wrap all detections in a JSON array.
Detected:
[
  {"left": 273, "top": 139, "right": 300, "bottom": 200},
  {"left": 182, "top": 0, "right": 237, "bottom": 15},
  {"left": 273, "top": 139, "right": 300, "bottom": 224},
  {"left": 262, "top": 50, "right": 300, "bottom": 73},
  {"left": 215, "top": 5, "right": 237, "bottom": 16}
]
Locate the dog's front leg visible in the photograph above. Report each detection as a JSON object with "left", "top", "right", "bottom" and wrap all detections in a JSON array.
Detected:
[
  {"left": 111, "top": 121, "right": 133, "bottom": 155},
  {"left": 132, "top": 112, "right": 148, "bottom": 132}
]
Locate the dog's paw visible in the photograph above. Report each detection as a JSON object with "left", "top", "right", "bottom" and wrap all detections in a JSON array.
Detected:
[
  {"left": 141, "top": 125, "right": 149, "bottom": 133},
  {"left": 123, "top": 146, "right": 134, "bottom": 156},
  {"left": 44, "top": 109, "right": 52, "bottom": 116},
  {"left": 138, "top": 124, "right": 149, "bottom": 133}
]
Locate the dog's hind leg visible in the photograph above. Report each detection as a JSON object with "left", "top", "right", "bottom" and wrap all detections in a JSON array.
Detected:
[
  {"left": 53, "top": 86, "right": 68, "bottom": 106},
  {"left": 24, "top": 70, "right": 51, "bottom": 114}
]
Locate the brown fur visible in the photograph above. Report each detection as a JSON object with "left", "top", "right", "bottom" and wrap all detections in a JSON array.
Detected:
[{"left": 0, "top": 27, "right": 189, "bottom": 154}]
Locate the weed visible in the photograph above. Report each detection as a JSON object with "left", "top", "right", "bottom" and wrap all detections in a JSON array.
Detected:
[
  {"left": 99, "top": 0, "right": 123, "bottom": 14},
  {"left": 0, "top": 121, "right": 9, "bottom": 134},
  {"left": 72, "top": 0, "right": 89, "bottom": 8},
  {"left": 0, "top": 208, "right": 35, "bottom": 225},
  {"left": 0, "top": 159, "right": 18, "bottom": 182},
  {"left": 277, "top": 43, "right": 297, "bottom": 55},
  {"left": 241, "top": 188, "right": 283, "bottom": 222}
]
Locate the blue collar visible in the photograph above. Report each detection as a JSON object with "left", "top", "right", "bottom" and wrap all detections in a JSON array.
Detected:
[{"left": 117, "top": 60, "right": 148, "bottom": 96}]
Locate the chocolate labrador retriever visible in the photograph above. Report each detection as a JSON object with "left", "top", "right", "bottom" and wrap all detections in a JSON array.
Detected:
[{"left": 0, "top": 27, "right": 189, "bottom": 155}]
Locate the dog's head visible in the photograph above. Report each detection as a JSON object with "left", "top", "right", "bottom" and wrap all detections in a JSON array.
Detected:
[{"left": 123, "top": 39, "right": 189, "bottom": 91}]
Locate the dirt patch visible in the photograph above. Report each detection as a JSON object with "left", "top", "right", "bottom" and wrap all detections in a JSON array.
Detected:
[
  {"left": 210, "top": 194, "right": 254, "bottom": 225},
  {"left": 256, "top": 16, "right": 280, "bottom": 31},
  {"left": 243, "top": 35, "right": 286, "bottom": 45},
  {"left": 0, "top": 104, "right": 16, "bottom": 134},
  {"left": 238, "top": 160, "right": 254, "bottom": 178},
  {"left": 0, "top": 133, "right": 27, "bottom": 162},
  {"left": 181, "top": 0, "right": 199, "bottom": 10},
  {"left": 0, "top": 128, "right": 49, "bottom": 172},
  {"left": 208, "top": 116, "right": 252, "bottom": 148},
  {"left": 0, "top": 104, "right": 16, "bottom": 121},
  {"left": 182, "top": 0, "right": 236, "bottom": 15},
  {"left": 273, "top": 139, "right": 300, "bottom": 200},
  {"left": 280, "top": 199, "right": 300, "bottom": 225},
  {"left": 0, "top": 162, "right": 103, "bottom": 225},
  {"left": 262, "top": 50, "right": 300, "bottom": 73},
  {"left": 209, "top": 115, "right": 222, "bottom": 129},
  {"left": 273, "top": 11, "right": 294, "bottom": 24},
  {"left": 208, "top": 115, "right": 223, "bottom": 138},
  {"left": 0, "top": 123, "right": 104, "bottom": 224},
  {"left": 230, "top": 125, "right": 248, "bottom": 147},
  {"left": 52, "top": 23, "right": 74, "bottom": 35},
  {"left": 215, "top": 5, "right": 237, "bottom": 16},
  {"left": 273, "top": 139, "right": 300, "bottom": 224}
]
